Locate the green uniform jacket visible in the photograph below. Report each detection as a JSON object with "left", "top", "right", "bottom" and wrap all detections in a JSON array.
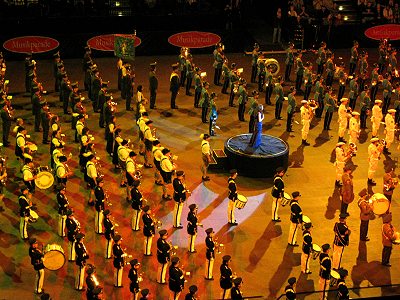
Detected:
[
  {"left": 274, "top": 83, "right": 284, "bottom": 103},
  {"left": 199, "top": 87, "right": 210, "bottom": 108},
  {"left": 287, "top": 93, "right": 296, "bottom": 114},
  {"left": 324, "top": 93, "right": 335, "bottom": 112}
]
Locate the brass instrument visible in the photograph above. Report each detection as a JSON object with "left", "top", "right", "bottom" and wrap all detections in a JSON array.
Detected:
[
  {"left": 347, "top": 142, "right": 358, "bottom": 158},
  {"left": 214, "top": 237, "right": 225, "bottom": 254},
  {"left": 0, "top": 156, "right": 7, "bottom": 185},
  {"left": 384, "top": 177, "right": 398, "bottom": 192},
  {"left": 104, "top": 189, "right": 112, "bottom": 206},
  {"left": 151, "top": 214, "right": 162, "bottom": 229},
  {"left": 168, "top": 241, "right": 178, "bottom": 256}
]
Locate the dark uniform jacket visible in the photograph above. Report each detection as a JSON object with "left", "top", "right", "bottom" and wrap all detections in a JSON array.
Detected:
[
  {"left": 103, "top": 217, "right": 115, "bottom": 241},
  {"left": 170, "top": 72, "right": 180, "bottom": 93},
  {"left": 19, "top": 194, "right": 30, "bottom": 217},
  {"left": 228, "top": 177, "right": 238, "bottom": 201},
  {"left": 231, "top": 286, "right": 243, "bottom": 300},
  {"left": 187, "top": 211, "right": 198, "bottom": 235},
  {"left": 131, "top": 187, "right": 143, "bottom": 210},
  {"left": 113, "top": 243, "right": 124, "bottom": 268},
  {"left": 157, "top": 238, "right": 172, "bottom": 264},
  {"left": 149, "top": 71, "right": 158, "bottom": 93},
  {"left": 168, "top": 265, "right": 184, "bottom": 292},
  {"left": 271, "top": 175, "right": 284, "bottom": 198},
  {"left": 57, "top": 192, "right": 69, "bottom": 215},
  {"left": 66, "top": 216, "right": 80, "bottom": 242},
  {"left": 284, "top": 284, "right": 296, "bottom": 300},
  {"left": 337, "top": 280, "right": 350, "bottom": 299},
  {"left": 75, "top": 241, "right": 89, "bottom": 267},
  {"left": 219, "top": 263, "right": 233, "bottom": 289},
  {"left": 290, "top": 200, "right": 303, "bottom": 224},
  {"left": 94, "top": 186, "right": 105, "bottom": 212},
  {"left": 86, "top": 274, "right": 96, "bottom": 298},
  {"left": 29, "top": 246, "right": 44, "bottom": 270},
  {"left": 173, "top": 178, "right": 186, "bottom": 202},
  {"left": 142, "top": 213, "right": 155, "bottom": 237},
  {"left": 302, "top": 229, "right": 312, "bottom": 255},
  {"left": 128, "top": 267, "right": 140, "bottom": 292},
  {"left": 319, "top": 253, "right": 331, "bottom": 280},
  {"left": 206, "top": 236, "right": 215, "bottom": 260},
  {"left": 333, "top": 222, "right": 350, "bottom": 246}
]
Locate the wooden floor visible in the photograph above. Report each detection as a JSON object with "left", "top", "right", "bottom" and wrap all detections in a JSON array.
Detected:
[{"left": 0, "top": 48, "right": 400, "bottom": 300}]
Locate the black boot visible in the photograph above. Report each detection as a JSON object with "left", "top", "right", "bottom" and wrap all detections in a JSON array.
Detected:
[
  {"left": 367, "top": 178, "right": 377, "bottom": 186},
  {"left": 335, "top": 180, "right": 343, "bottom": 187}
]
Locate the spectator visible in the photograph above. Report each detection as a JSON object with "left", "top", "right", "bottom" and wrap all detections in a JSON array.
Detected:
[
  {"left": 394, "top": 3, "right": 400, "bottom": 23},
  {"left": 362, "top": 2, "right": 375, "bottom": 24},
  {"left": 383, "top": 5, "right": 394, "bottom": 23},
  {"left": 299, "top": 5, "right": 311, "bottom": 25},
  {"left": 375, "top": 3, "right": 383, "bottom": 23},
  {"left": 272, "top": 7, "right": 283, "bottom": 44}
]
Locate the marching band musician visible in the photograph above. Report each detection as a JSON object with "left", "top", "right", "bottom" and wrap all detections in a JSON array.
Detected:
[
  {"left": 265, "top": 65, "right": 274, "bottom": 105},
  {"left": 85, "top": 264, "right": 99, "bottom": 299},
  {"left": 184, "top": 285, "right": 198, "bottom": 300},
  {"left": 333, "top": 213, "right": 350, "bottom": 270},
  {"left": 303, "top": 62, "right": 313, "bottom": 101},
  {"left": 103, "top": 94, "right": 115, "bottom": 129},
  {"left": 126, "top": 151, "right": 138, "bottom": 202},
  {"left": 371, "top": 99, "right": 383, "bottom": 137},
  {"left": 231, "top": 277, "right": 244, "bottom": 300},
  {"left": 160, "top": 148, "right": 177, "bottom": 201},
  {"left": 248, "top": 91, "right": 259, "bottom": 133},
  {"left": 69, "top": 82, "right": 79, "bottom": 115},
  {"left": 135, "top": 85, "right": 147, "bottom": 120},
  {"left": 199, "top": 81, "right": 210, "bottom": 123},
  {"left": 367, "top": 138, "right": 382, "bottom": 186},
  {"left": 56, "top": 184, "right": 69, "bottom": 237},
  {"left": 143, "top": 120, "right": 156, "bottom": 168},
  {"left": 117, "top": 139, "right": 130, "bottom": 187},
  {"left": 359, "top": 51, "right": 369, "bottom": 90},
  {"left": 383, "top": 167, "right": 397, "bottom": 204},
  {"left": 274, "top": 76, "right": 284, "bottom": 120},
  {"left": 341, "top": 165, "right": 354, "bottom": 216},
  {"left": 149, "top": 62, "right": 158, "bottom": 109},
  {"left": 285, "top": 277, "right": 297, "bottom": 300},
  {"left": 316, "top": 41, "right": 327, "bottom": 75},
  {"left": 170, "top": 63, "right": 180, "bottom": 109},
  {"left": 152, "top": 140, "right": 164, "bottom": 186},
  {"left": 348, "top": 112, "right": 360, "bottom": 147},
  {"left": 387, "top": 48, "right": 397, "bottom": 77},
  {"left": 137, "top": 111, "right": 149, "bottom": 156},
  {"left": 288, "top": 191, "right": 303, "bottom": 246},
  {"left": 348, "top": 74, "right": 359, "bottom": 111},
  {"left": 80, "top": 127, "right": 93, "bottom": 149},
  {"left": 112, "top": 234, "right": 126, "bottom": 288},
  {"left": 200, "top": 134, "right": 212, "bottom": 181},
  {"left": 213, "top": 43, "right": 224, "bottom": 86},
  {"left": 349, "top": 40, "right": 359, "bottom": 76},
  {"left": 228, "top": 63, "right": 239, "bottom": 107},
  {"left": 284, "top": 42, "right": 295, "bottom": 82},
  {"left": 131, "top": 179, "right": 143, "bottom": 231},
  {"left": 301, "top": 221, "right": 313, "bottom": 274},
  {"left": 22, "top": 158, "right": 36, "bottom": 194},
  {"left": 220, "top": 255, "right": 234, "bottom": 299},
  {"left": 286, "top": 86, "right": 296, "bottom": 133},
  {"left": 185, "top": 54, "right": 194, "bottom": 96},
  {"left": 227, "top": 169, "right": 238, "bottom": 226},
  {"left": 370, "top": 65, "right": 380, "bottom": 101},
  {"left": 29, "top": 238, "right": 45, "bottom": 295},
  {"left": 40, "top": 101, "right": 51, "bottom": 145},
  {"left": 173, "top": 170, "right": 189, "bottom": 229},
  {"left": 75, "top": 114, "right": 86, "bottom": 144},
  {"left": 157, "top": 229, "right": 172, "bottom": 284},
  {"left": 314, "top": 76, "right": 325, "bottom": 118},
  {"left": 337, "top": 98, "right": 350, "bottom": 143},
  {"left": 60, "top": 73, "right": 72, "bottom": 115},
  {"left": 168, "top": 256, "right": 185, "bottom": 300},
  {"left": 383, "top": 109, "right": 396, "bottom": 154},
  {"left": 0, "top": 99, "right": 13, "bottom": 147},
  {"left": 337, "top": 268, "right": 350, "bottom": 300},
  {"left": 382, "top": 212, "right": 396, "bottom": 266},
  {"left": 55, "top": 155, "right": 72, "bottom": 187},
  {"left": 31, "top": 86, "right": 42, "bottom": 132},
  {"left": 295, "top": 51, "right": 304, "bottom": 93},
  {"left": 19, "top": 186, "right": 31, "bottom": 240},
  {"left": 205, "top": 227, "right": 216, "bottom": 280},
  {"left": 220, "top": 60, "right": 230, "bottom": 95},
  {"left": 272, "top": 167, "right": 285, "bottom": 222},
  {"left": 105, "top": 115, "right": 117, "bottom": 156},
  {"left": 358, "top": 195, "right": 372, "bottom": 242},
  {"left": 94, "top": 178, "right": 105, "bottom": 234},
  {"left": 15, "top": 126, "right": 28, "bottom": 161},
  {"left": 179, "top": 47, "right": 188, "bottom": 87},
  {"left": 337, "top": 62, "right": 347, "bottom": 102},
  {"left": 251, "top": 43, "right": 260, "bottom": 83},
  {"left": 75, "top": 232, "right": 89, "bottom": 291},
  {"left": 300, "top": 100, "right": 312, "bottom": 146},
  {"left": 85, "top": 154, "right": 98, "bottom": 205},
  {"left": 90, "top": 68, "right": 101, "bottom": 112},
  {"left": 112, "top": 128, "right": 123, "bottom": 169},
  {"left": 319, "top": 243, "right": 331, "bottom": 300},
  {"left": 257, "top": 58, "right": 265, "bottom": 92},
  {"left": 193, "top": 67, "right": 203, "bottom": 106},
  {"left": 360, "top": 87, "right": 371, "bottom": 129},
  {"left": 334, "top": 142, "right": 349, "bottom": 188},
  {"left": 382, "top": 73, "right": 393, "bottom": 115},
  {"left": 187, "top": 204, "right": 199, "bottom": 253},
  {"left": 128, "top": 258, "right": 142, "bottom": 300},
  {"left": 98, "top": 81, "right": 109, "bottom": 127},
  {"left": 325, "top": 51, "right": 335, "bottom": 88},
  {"left": 142, "top": 205, "right": 155, "bottom": 256},
  {"left": 66, "top": 209, "right": 79, "bottom": 261},
  {"left": 103, "top": 209, "right": 115, "bottom": 259}
]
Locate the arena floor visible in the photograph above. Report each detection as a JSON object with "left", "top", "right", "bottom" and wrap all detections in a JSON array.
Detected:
[{"left": 1, "top": 48, "right": 400, "bottom": 300}]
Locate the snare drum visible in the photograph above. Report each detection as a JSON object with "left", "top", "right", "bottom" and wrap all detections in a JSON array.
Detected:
[
  {"left": 302, "top": 215, "right": 312, "bottom": 230},
  {"left": 281, "top": 192, "right": 291, "bottom": 207},
  {"left": 370, "top": 193, "right": 390, "bottom": 215},
  {"left": 27, "top": 143, "right": 38, "bottom": 153},
  {"left": 311, "top": 243, "right": 321, "bottom": 260},
  {"left": 35, "top": 166, "right": 54, "bottom": 190},
  {"left": 43, "top": 244, "right": 66, "bottom": 271},
  {"left": 29, "top": 209, "right": 39, "bottom": 223},
  {"left": 393, "top": 232, "right": 400, "bottom": 245},
  {"left": 235, "top": 194, "right": 248, "bottom": 209},
  {"left": 330, "top": 269, "right": 340, "bottom": 286}
]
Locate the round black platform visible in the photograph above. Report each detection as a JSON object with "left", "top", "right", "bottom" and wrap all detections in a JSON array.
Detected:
[{"left": 224, "top": 134, "right": 289, "bottom": 178}]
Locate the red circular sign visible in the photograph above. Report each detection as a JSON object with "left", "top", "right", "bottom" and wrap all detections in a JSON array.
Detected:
[
  {"left": 87, "top": 34, "right": 141, "bottom": 51},
  {"left": 365, "top": 24, "right": 400, "bottom": 41},
  {"left": 168, "top": 31, "right": 221, "bottom": 48},
  {"left": 3, "top": 36, "right": 59, "bottom": 53}
]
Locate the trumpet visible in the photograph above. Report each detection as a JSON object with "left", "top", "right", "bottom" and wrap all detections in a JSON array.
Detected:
[
  {"left": 168, "top": 241, "right": 178, "bottom": 256},
  {"left": 104, "top": 189, "right": 112, "bottom": 206},
  {"left": 151, "top": 214, "right": 162, "bottom": 229},
  {"left": 384, "top": 178, "right": 398, "bottom": 191},
  {"left": 214, "top": 237, "right": 225, "bottom": 254}
]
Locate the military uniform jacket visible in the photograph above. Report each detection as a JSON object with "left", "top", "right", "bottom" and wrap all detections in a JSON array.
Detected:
[
  {"left": 194, "top": 74, "right": 202, "bottom": 91},
  {"left": 75, "top": 241, "right": 89, "bottom": 266},
  {"left": 149, "top": 71, "right": 158, "bottom": 92},
  {"left": 334, "top": 222, "right": 350, "bottom": 246},
  {"left": 231, "top": 286, "right": 243, "bottom": 299},
  {"left": 360, "top": 93, "right": 371, "bottom": 111},
  {"left": 94, "top": 186, "right": 105, "bottom": 212},
  {"left": 206, "top": 236, "right": 215, "bottom": 259},
  {"left": 157, "top": 238, "right": 171, "bottom": 264},
  {"left": 285, "top": 48, "right": 294, "bottom": 65},
  {"left": 382, "top": 79, "right": 392, "bottom": 98},
  {"left": 66, "top": 217, "right": 80, "bottom": 242},
  {"left": 131, "top": 187, "right": 143, "bottom": 210},
  {"left": 169, "top": 265, "right": 185, "bottom": 292},
  {"left": 103, "top": 217, "right": 115, "bottom": 240},
  {"left": 302, "top": 229, "right": 312, "bottom": 254},
  {"left": 113, "top": 244, "right": 124, "bottom": 268},
  {"left": 287, "top": 93, "right": 296, "bottom": 114},
  {"left": 184, "top": 293, "right": 197, "bottom": 300},
  {"left": 274, "top": 83, "right": 284, "bottom": 102},
  {"left": 382, "top": 223, "right": 395, "bottom": 247},
  {"left": 19, "top": 194, "right": 30, "bottom": 217},
  {"left": 187, "top": 211, "right": 198, "bottom": 235},
  {"left": 348, "top": 78, "right": 358, "bottom": 99},
  {"left": 32, "top": 93, "right": 41, "bottom": 114},
  {"left": 350, "top": 46, "right": 358, "bottom": 64},
  {"left": 173, "top": 178, "right": 186, "bottom": 202},
  {"left": 296, "top": 57, "right": 304, "bottom": 75},
  {"left": 228, "top": 177, "right": 238, "bottom": 200},
  {"left": 285, "top": 284, "right": 296, "bottom": 300},
  {"left": 29, "top": 246, "right": 44, "bottom": 270},
  {"left": 170, "top": 72, "right": 180, "bottom": 92},
  {"left": 98, "top": 89, "right": 107, "bottom": 111},
  {"left": 324, "top": 93, "right": 335, "bottom": 113},
  {"left": 238, "top": 85, "right": 248, "bottom": 105},
  {"left": 219, "top": 264, "right": 233, "bottom": 289},
  {"left": 86, "top": 274, "right": 96, "bottom": 293},
  {"left": 337, "top": 280, "right": 350, "bottom": 299},
  {"left": 319, "top": 253, "right": 331, "bottom": 279},
  {"left": 290, "top": 200, "right": 302, "bottom": 223},
  {"left": 213, "top": 51, "right": 224, "bottom": 69},
  {"left": 316, "top": 47, "right": 326, "bottom": 65},
  {"left": 128, "top": 268, "right": 140, "bottom": 290},
  {"left": 142, "top": 213, "right": 155, "bottom": 237},
  {"left": 252, "top": 50, "right": 260, "bottom": 66},
  {"left": 341, "top": 173, "right": 354, "bottom": 204},
  {"left": 360, "top": 58, "right": 368, "bottom": 75},
  {"left": 57, "top": 192, "right": 69, "bottom": 215},
  {"left": 199, "top": 87, "right": 210, "bottom": 108},
  {"left": 358, "top": 198, "right": 372, "bottom": 221},
  {"left": 222, "top": 63, "right": 230, "bottom": 80},
  {"left": 91, "top": 76, "right": 101, "bottom": 101},
  {"left": 272, "top": 175, "right": 284, "bottom": 198}
]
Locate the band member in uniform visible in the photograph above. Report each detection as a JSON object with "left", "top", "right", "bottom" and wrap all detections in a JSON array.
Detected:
[
  {"left": 66, "top": 209, "right": 80, "bottom": 261},
  {"left": 295, "top": 51, "right": 305, "bottom": 92},
  {"left": 85, "top": 264, "right": 99, "bottom": 299},
  {"left": 337, "top": 98, "right": 350, "bottom": 143},
  {"left": 228, "top": 277, "right": 243, "bottom": 300},
  {"left": 367, "top": 137, "right": 382, "bottom": 186},
  {"left": 56, "top": 184, "right": 69, "bottom": 237},
  {"left": 142, "top": 205, "right": 155, "bottom": 256},
  {"left": 334, "top": 142, "right": 349, "bottom": 187},
  {"left": 29, "top": 238, "right": 45, "bottom": 294},
  {"left": 19, "top": 186, "right": 31, "bottom": 240},
  {"left": 173, "top": 170, "right": 189, "bottom": 228},
  {"left": 300, "top": 100, "right": 312, "bottom": 145},
  {"left": 319, "top": 243, "right": 331, "bottom": 300},
  {"left": 22, "top": 158, "right": 36, "bottom": 194},
  {"left": 384, "top": 109, "right": 396, "bottom": 154},
  {"left": 113, "top": 234, "right": 126, "bottom": 288},
  {"left": 333, "top": 213, "right": 350, "bottom": 270},
  {"left": 383, "top": 167, "right": 397, "bottom": 204},
  {"left": 152, "top": 140, "right": 164, "bottom": 186},
  {"left": 131, "top": 179, "right": 143, "bottom": 231},
  {"left": 371, "top": 99, "right": 383, "bottom": 137},
  {"left": 170, "top": 63, "right": 180, "bottom": 109},
  {"left": 204, "top": 227, "right": 216, "bottom": 280},
  {"left": 94, "top": 178, "right": 105, "bottom": 234},
  {"left": 348, "top": 74, "right": 359, "bottom": 111},
  {"left": 271, "top": 167, "right": 285, "bottom": 222},
  {"left": 157, "top": 229, "right": 172, "bottom": 284},
  {"left": 288, "top": 191, "right": 303, "bottom": 246},
  {"left": 128, "top": 258, "right": 142, "bottom": 300},
  {"left": 285, "top": 277, "right": 297, "bottom": 300},
  {"left": 349, "top": 40, "right": 359, "bottom": 75},
  {"left": 169, "top": 256, "right": 185, "bottom": 300},
  {"left": 1, "top": 100, "right": 14, "bottom": 147},
  {"left": 358, "top": 195, "right": 372, "bottom": 241},
  {"left": 187, "top": 204, "right": 200, "bottom": 253},
  {"left": 285, "top": 42, "right": 295, "bottom": 82},
  {"left": 117, "top": 139, "right": 130, "bottom": 187},
  {"left": 286, "top": 87, "right": 296, "bottom": 132},
  {"left": 200, "top": 134, "right": 212, "bottom": 181},
  {"left": 382, "top": 212, "right": 396, "bottom": 266},
  {"left": 213, "top": 43, "right": 224, "bottom": 86},
  {"left": 55, "top": 155, "right": 72, "bottom": 187},
  {"left": 126, "top": 151, "right": 138, "bottom": 201},
  {"left": 75, "top": 232, "right": 89, "bottom": 291},
  {"left": 341, "top": 165, "right": 354, "bottom": 216},
  {"left": 149, "top": 62, "right": 158, "bottom": 109},
  {"left": 323, "top": 87, "right": 336, "bottom": 131},
  {"left": 227, "top": 169, "right": 238, "bottom": 226},
  {"left": 103, "top": 209, "right": 115, "bottom": 259},
  {"left": 274, "top": 76, "right": 284, "bottom": 120},
  {"left": 220, "top": 255, "right": 234, "bottom": 299},
  {"left": 301, "top": 222, "right": 313, "bottom": 274},
  {"left": 184, "top": 285, "right": 198, "bottom": 300},
  {"left": 160, "top": 148, "right": 176, "bottom": 200},
  {"left": 251, "top": 43, "right": 260, "bottom": 83},
  {"left": 348, "top": 112, "right": 360, "bottom": 146},
  {"left": 85, "top": 154, "right": 98, "bottom": 205},
  {"left": 140, "top": 289, "right": 150, "bottom": 300}
]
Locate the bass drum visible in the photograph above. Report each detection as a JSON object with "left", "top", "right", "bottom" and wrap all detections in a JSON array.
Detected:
[
  {"left": 35, "top": 166, "right": 54, "bottom": 190},
  {"left": 370, "top": 193, "right": 390, "bottom": 215},
  {"left": 43, "top": 244, "right": 65, "bottom": 271},
  {"left": 265, "top": 58, "right": 280, "bottom": 77}
]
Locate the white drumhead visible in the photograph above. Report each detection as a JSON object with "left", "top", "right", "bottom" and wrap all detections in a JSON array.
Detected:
[
  {"left": 330, "top": 270, "right": 340, "bottom": 279},
  {"left": 312, "top": 244, "right": 321, "bottom": 251},
  {"left": 237, "top": 194, "right": 248, "bottom": 203},
  {"left": 35, "top": 172, "right": 54, "bottom": 189},
  {"left": 283, "top": 192, "right": 291, "bottom": 200},
  {"left": 303, "top": 215, "right": 311, "bottom": 224}
]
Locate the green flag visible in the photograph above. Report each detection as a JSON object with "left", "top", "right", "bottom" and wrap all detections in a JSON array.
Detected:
[{"left": 114, "top": 34, "right": 135, "bottom": 61}]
